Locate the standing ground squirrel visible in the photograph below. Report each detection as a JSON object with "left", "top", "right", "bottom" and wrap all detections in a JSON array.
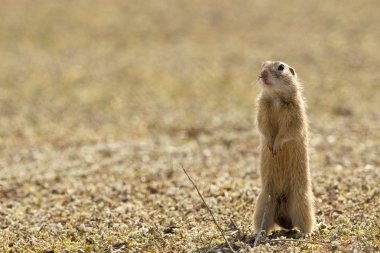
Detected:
[{"left": 253, "top": 61, "right": 315, "bottom": 234}]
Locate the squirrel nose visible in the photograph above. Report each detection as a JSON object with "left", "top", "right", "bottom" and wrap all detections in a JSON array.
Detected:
[{"left": 261, "top": 70, "right": 268, "bottom": 79}]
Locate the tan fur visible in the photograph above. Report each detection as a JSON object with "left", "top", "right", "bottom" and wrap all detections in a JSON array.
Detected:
[{"left": 253, "top": 61, "right": 315, "bottom": 234}]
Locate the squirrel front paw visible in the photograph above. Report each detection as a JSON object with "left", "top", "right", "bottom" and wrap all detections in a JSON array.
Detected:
[
  {"left": 272, "top": 141, "right": 282, "bottom": 156},
  {"left": 268, "top": 139, "right": 282, "bottom": 156}
]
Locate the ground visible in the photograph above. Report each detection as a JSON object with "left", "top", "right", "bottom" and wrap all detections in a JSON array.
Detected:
[{"left": 0, "top": 0, "right": 379, "bottom": 252}]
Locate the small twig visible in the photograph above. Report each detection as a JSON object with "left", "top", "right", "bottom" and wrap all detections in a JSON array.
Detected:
[
  {"left": 265, "top": 239, "right": 331, "bottom": 247},
  {"left": 253, "top": 194, "right": 271, "bottom": 247},
  {"left": 181, "top": 164, "right": 236, "bottom": 253},
  {"left": 112, "top": 245, "right": 126, "bottom": 253},
  {"left": 230, "top": 219, "right": 238, "bottom": 230}
]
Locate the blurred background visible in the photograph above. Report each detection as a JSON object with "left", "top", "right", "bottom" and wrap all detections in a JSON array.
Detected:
[
  {"left": 0, "top": 0, "right": 379, "bottom": 151},
  {"left": 0, "top": 0, "right": 379, "bottom": 251}
]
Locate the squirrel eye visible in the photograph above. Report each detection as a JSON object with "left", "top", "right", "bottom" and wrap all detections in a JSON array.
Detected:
[{"left": 277, "top": 64, "right": 284, "bottom": 71}]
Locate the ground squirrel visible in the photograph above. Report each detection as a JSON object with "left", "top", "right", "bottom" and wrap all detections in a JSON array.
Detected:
[{"left": 253, "top": 61, "right": 315, "bottom": 234}]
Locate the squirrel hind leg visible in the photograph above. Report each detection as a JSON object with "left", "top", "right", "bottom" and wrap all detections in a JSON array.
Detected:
[
  {"left": 289, "top": 192, "right": 315, "bottom": 234},
  {"left": 253, "top": 192, "right": 275, "bottom": 233}
]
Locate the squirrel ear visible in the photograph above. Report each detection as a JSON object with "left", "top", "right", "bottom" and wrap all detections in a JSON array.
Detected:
[{"left": 289, "top": 67, "right": 296, "bottom": 76}]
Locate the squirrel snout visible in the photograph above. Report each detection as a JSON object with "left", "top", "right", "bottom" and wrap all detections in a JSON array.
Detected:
[{"left": 260, "top": 70, "right": 268, "bottom": 79}]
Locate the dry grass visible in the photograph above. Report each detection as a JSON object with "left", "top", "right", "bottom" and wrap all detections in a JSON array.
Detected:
[{"left": 0, "top": 0, "right": 379, "bottom": 252}]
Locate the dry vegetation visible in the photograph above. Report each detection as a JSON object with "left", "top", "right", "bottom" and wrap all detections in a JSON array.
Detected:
[{"left": 0, "top": 0, "right": 379, "bottom": 252}]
